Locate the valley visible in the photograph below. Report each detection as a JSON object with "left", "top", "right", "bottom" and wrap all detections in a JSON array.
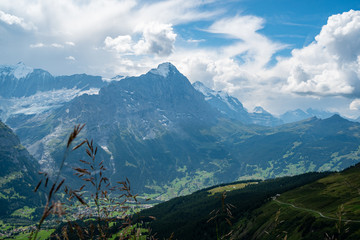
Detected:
[{"left": 0, "top": 62, "right": 360, "bottom": 239}]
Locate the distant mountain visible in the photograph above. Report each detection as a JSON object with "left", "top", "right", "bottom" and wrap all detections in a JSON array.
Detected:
[
  {"left": 0, "top": 62, "right": 106, "bottom": 98},
  {"left": 193, "top": 81, "right": 283, "bottom": 126},
  {"left": 0, "top": 120, "right": 42, "bottom": 216},
  {"left": 280, "top": 108, "right": 337, "bottom": 123},
  {"left": 7, "top": 63, "right": 360, "bottom": 197},
  {"left": 192, "top": 81, "right": 252, "bottom": 123},
  {"left": 0, "top": 62, "right": 108, "bottom": 121},
  {"left": 250, "top": 106, "right": 283, "bottom": 126}
]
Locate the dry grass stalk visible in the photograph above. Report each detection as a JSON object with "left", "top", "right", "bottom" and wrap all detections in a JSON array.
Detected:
[{"left": 31, "top": 123, "right": 144, "bottom": 239}]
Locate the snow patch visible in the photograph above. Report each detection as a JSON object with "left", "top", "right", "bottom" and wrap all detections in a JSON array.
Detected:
[
  {"left": 0, "top": 87, "right": 100, "bottom": 120},
  {"left": 0, "top": 62, "right": 33, "bottom": 79},
  {"left": 27, "top": 124, "right": 67, "bottom": 175},
  {"left": 101, "top": 146, "right": 116, "bottom": 174},
  {"left": 149, "top": 62, "right": 173, "bottom": 77},
  {"left": 193, "top": 81, "right": 214, "bottom": 97},
  {"left": 102, "top": 75, "right": 126, "bottom": 82},
  {"left": 193, "top": 81, "right": 236, "bottom": 111}
]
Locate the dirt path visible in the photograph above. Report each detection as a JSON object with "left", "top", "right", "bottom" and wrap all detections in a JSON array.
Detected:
[{"left": 274, "top": 199, "right": 360, "bottom": 223}]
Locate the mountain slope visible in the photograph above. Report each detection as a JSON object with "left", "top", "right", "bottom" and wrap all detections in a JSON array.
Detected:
[
  {"left": 138, "top": 163, "right": 360, "bottom": 240},
  {"left": 233, "top": 163, "right": 360, "bottom": 239},
  {"left": 0, "top": 120, "right": 43, "bottom": 216},
  {"left": 221, "top": 114, "right": 360, "bottom": 181},
  {"left": 192, "top": 81, "right": 283, "bottom": 126},
  {"left": 137, "top": 172, "right": 329, "bottom": 239}
]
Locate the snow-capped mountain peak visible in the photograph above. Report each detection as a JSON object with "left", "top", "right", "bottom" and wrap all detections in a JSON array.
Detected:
[
  {"left": 253, "top": 106, "right": 267, "bottom": 114},
  {"left": 149, "top": 62, "right": 177, "bottom": 78},
  {"left": 0, "top": 62, "right": 33, "bottom": 79}
]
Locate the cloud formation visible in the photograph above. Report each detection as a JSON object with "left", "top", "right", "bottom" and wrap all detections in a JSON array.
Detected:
[
  {"left": 171, "top": 15, "right": 284, "bottom": 100},
  {"left": 350, "top": 99, "right": 360, "bottom": 110},
  {"left": 30, "top": 43, "right": 45, "bottom": 48},
  {"left": 0, "top": 0, "right": 217, "bottom": 76},
  {"left": 280, "top": 10, "right": 360, "bottom": 97},
  {"left": 66, "top": 56, "right": 76, "bottom": 61},
  {"left": 104, "top": 22, "right": 177, "bottom": 56},
  {"left": 0, "top": 10, "right": 35, "bottom": 30},
  {"left": 135, "top": 22, "right": 177, "bottom": 56}
]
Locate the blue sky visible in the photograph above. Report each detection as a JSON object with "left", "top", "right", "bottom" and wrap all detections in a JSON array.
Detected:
[{"left": 0, "top": 0, "right": 360, "bottom": 118}]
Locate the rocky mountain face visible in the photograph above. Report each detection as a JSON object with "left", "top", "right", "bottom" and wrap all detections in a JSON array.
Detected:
[
  {"left": 0, "top": 121, "right": 42, "bottom": 216},
  {"left": 0, "top": 62, "right": 105, "bottom": 98},
  {"left": 192, "top": 81, "right": 252, "bottom": 123},
  {"left": 5, "top": 62, "right": 360, "bottom": 196},
  {"left": 0, "top": 62, "right": 108, "bottom": 121},
  {"left": 192, "top": 81, "right": 283, "bottom": 126}
]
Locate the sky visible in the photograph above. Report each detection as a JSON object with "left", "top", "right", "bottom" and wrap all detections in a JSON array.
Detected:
[{"left": 1, "top": 0, "right": 360, "bottom": 118}]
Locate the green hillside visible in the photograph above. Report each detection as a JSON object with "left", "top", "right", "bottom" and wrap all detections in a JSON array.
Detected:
[
  {"left": 233, "top": 164, "right": 360, "bottom": 239},
  {"left": 0, "top": 121, "right": 44, "bottom": 238},
  {"left": 137, "top": 172, "right": 329, "bottom": 239},
  {"left": 0, "top": 121, "right": 43, "bottom": 216}
]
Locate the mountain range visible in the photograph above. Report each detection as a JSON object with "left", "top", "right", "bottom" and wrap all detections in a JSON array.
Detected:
[
  {"left": 0, "top": 62, "right": 108, "bottom": 122},
  {"left": 0, "top": 62, "right": 359, "bottom": 198},
  {"left": 0, "top": 62, "right": 350, "bottom": 126}
]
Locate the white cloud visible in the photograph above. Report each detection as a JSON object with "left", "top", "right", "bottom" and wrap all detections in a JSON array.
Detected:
[
  {"left": 134, "top": 22, "right": 177, "bottom": 56},
  {"left": 207, "top": 15, "right": 264, "bottom": 40},
  {"left": 208, "top": 16, "right": 284, "bottom": 70},
  {"left": 350, "top": 99, "right": 360, "bottom": 110},
  {"left": 104, "top": 35, "right": 134, "bottom": 54},
  {"left": 0, "top": 0, "right": 216, "bottom": 41},
  {"left": 167, "top": 15, "right": 283, "bottom": 98},
  {"left": 105, "top": 22, "right": 177, "bottom": 56},
  {"left": 65, "top": 41, "right": 75, "bottom": 46},
  {"left": 134, "top": 0, "right": 220, "bottom": 26},
  {"left": 51, "top": 43, "right": 64, "bottom": 48},
  {"left": 0, "top": 10, "right": 35, "bottom": 30},
  {"left": 186, "top": 39, "right": 205, "bottom": 43},
  {"left": 0, "top": 0, "right": 220, "bottom": 78},
  {"left": 30, "top": 43, "right": 45, "bottom": 48},
  {"left": 30, "top": 42, "right": 75, "bottom": 49},
  {"left": 66, "top": 56, "right": 76, "bottom": 61},
  {"left": 279, "top": 10, "right": 360, "bottom": 97}
]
